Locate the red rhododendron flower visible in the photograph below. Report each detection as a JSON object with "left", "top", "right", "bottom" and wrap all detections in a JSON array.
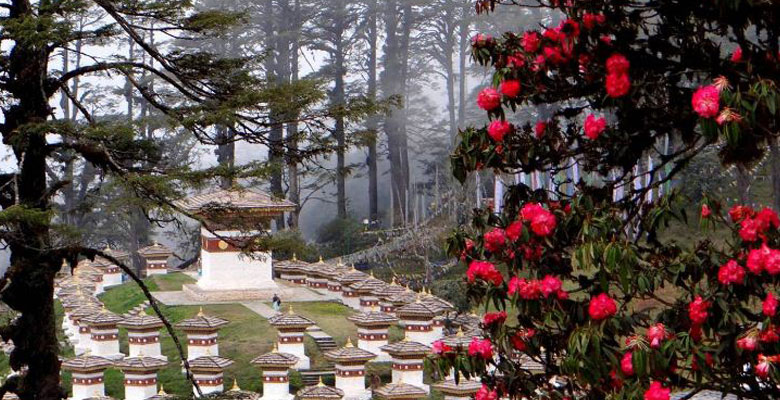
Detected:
[
  {"left": 690, "top": 324, "right": 703, "bottom": 342},
  {"left": 483, "top": 228, "right": 506, "bottom": 252},
  {"left": 471, "top": 33, "right": 493, "bottom": 47},
  {"left": 582, "top": 13, "right": 606, "bottom": 30},
  {"left": 739, "top": 218, "right": 760, "bottom": 242},
  {"left": 468, "top": 338, "right": 493, "bottom": 359},
  {"left": 729, "top": 205, "right": 754, "bottom": 222},
  {"left": 507, "top": 53, "right": 525, "bottom": 68},
  {"left": 764, "top": 292, "right": 778, "bottom": 317},
  {"left": 432, "top": 339, "right": 452, "bottom": 355},
  {"left": 475, "top": 384, "right": 498, "bottom": 400},
  {"left": 600, "top": 35, "right": 613, "bottom": 45},
  {"left": 755, "top": 354, "right": 772, "bottom": 379},
  {"left": 506, "top": 220, "right": 523, "bottom": 242},
  {"left": 717, "top": 259, "right": 746, "bottom": 285},
  {"left": 584, "top": 114, "right": 607, "bottom": 140},
  {"left": 532, "top": 54, "right": 546, "bottom": 71},
  {"left": 760, "top": 327, "right": 779, "bottom": 343},
  {"left": 540, "top": 275, "right": 563, "bottom": 298},
  {"left": 692, "top": 85, "right": 720, "bottom": 118},
  {"left": 543, "top": 46, "right": 565, "bottom": 64},
  {"left": 500, "top": 80, "right": 521, "bottom": 98},
  {"left": 459, "top": 238, "right": 475, "bottom": 261},
  {"left": 477, "top": 87, "right": 501, "bottom": 111},
  {"left": 588, "top": 293, "right": 618, "bottom": 320},
  {"left": 606, "top": 72, "right": 631, "bottom": 98},
  {"left": 530, "top": 210, "right": 557, "bottom": 236},
  {"left": 606, "top": 54, "right": 630, "bottom": 75},
  {"left": 644, "top": 381, "right": 671, "bottom": 400},
  {"left": 701, "top": 204, "right": 711, "bottom": 218},
  {"left": 737, "top": 334, "right": 758, "bottom": 351},
  {"left": 747, "top": 246, "right": 768, "bottom": 274},
  {"left": 620, "top": 352, "right": 634, "bottom": 376},
  {"left": 510, "top": 328, "right": 536, "bottom": 351},
  {"left": 765, "top": 249, "right": 780, "bottom": 275},
  {"left": 509, "top": 277, "right": 542, "bottom": 300},
  {"left": 521, "top": 203, "right": 545, "bottom": 220},
  {"left": 755, "top": 207, "right": 780, "bottom": 231},
  {"left": 535, "top": 120, "right": 547, "bottom": 138},
  {"left": 731, "top": 46, "right": 742, "bottom": 62},
  {"left": 467, "top": 261, "right": 504, "bottom": 286},
  {"left": 522, "top": 31, "right": 540, "bottom": 53},
  {"left": 688, "top": 296, "right": 710, "bottom": 325},
  {"left": 647, "top": 323, "right": 667, "bottom": 349},
  {"left": 487, "top": 120, "right": 511, "bottom": 143},
  {"left": 482, "top": 311, "right": 507, "bottom": 326}
]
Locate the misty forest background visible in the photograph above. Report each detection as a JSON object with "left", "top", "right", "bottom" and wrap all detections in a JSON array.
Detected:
[{"left": 11, "top": 0, "right": 780, "bottom": 286}]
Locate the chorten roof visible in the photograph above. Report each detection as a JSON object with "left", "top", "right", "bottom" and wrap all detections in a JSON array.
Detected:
[
  {"left": 188, "top": 355, "right": 234, "bottom": 370},
  {"left": 379, "top": 340, "right": 431, "bottom": 356},
  {"left": 304, "top": 257, "right": 343, "bottom": 278},
  {"left": 441, "top": 328, "right": 480, "bottom": 348},
  {"left": 114, "top": 356, "right": 168, "bottom": 371},
  {"left": 374, "top": 382, "right": 427, "bottom": 399},
  {"left": 60, "top": 294, "right": 101, "bottom": 309},
  {"left": 431, "top": 378, "right": 482, "bottom": 395},
  {"left": 386, "top": 289, "right": 418, "bottom": 306},
  {"left": 372, "top": 279, "right": 405, "bottom": 299},
  {"left": 296, "top": 380, "right": 345, "bottom": 399},
  {"left": 421, "top": 294, "right": 454, "bottom": 314},
  {"left": 70, "top": 304, "right": 103, "bottom": 319},
  {"left": 81, "top": 307, "right": 123, "bottom": 325},
  {"left": 268, "top": 306, "right": 315, "bottom": 328},
  {"left": 175, "top": 308, "right": 229, "bottom": 330},
  {"left": 335, "top": 267, "right": 368, "bottom": 285},
  {"left": 118, "top": 309, "right": 164, "bottom": 329},
  {"left": 91, "top": 246, "right": 129, "bottom": 267},
  {"left": 347, "top": 309, "right": 398, "bottom": 326},
  {"left": 138, "top": 242, "right": 173, "bottom": 258},
  {"left": 349, "top": 278, "right": 387, "bottom": 294},
  {"left": 323, "top": 338, "right": 376, "bottom": 363},
  {"left": 250, "top": 347, "right": 298, "bottom": 367},
  {"left": 274, "top": 255, "right": 310, "bottom": 274},
  {"left": 222, "top": 379, "right": 261, "bottom": 400},
  {"left": 176, "top": 187, "right": 295, "bottom": 214},
  {"left": 394, "top": 299, "right": 438, "bottom": 319},
  {"left": 61, "top": 355, "right": 114, "bottom": 371}
]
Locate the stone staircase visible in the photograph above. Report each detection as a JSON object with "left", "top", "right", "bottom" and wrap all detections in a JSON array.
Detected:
[
  {"left": 299, "top": 369, "right": 335, "bottom": 386},
  {"left": 306, "top": 326, "right": 337, "bottom": 352},
  {"left": 126, "top": 300, "right": 150, "bottom": 316}
]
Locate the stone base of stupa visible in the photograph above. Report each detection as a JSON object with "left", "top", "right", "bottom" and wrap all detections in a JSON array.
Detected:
[{"left": 182, "top": 283, "right": 295, "bottom": 302}]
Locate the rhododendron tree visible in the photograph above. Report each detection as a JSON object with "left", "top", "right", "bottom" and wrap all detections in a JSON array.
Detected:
[{"left": 437, "top": 0, "right": 780, "bottom": 399}]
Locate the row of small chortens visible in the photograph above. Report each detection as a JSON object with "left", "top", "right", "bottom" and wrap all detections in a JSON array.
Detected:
[{"left": 52, "top": 252, "right": 486, "bottom": 400}]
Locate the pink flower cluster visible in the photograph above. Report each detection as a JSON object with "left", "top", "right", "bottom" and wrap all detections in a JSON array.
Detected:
[
  {"left": 717, "top": 259, "right": 746, "bottom": 285},
  {"left": 508, "top": 275, "right": 567, "bottom": 300},
  {"left": 646, "top": 323, "right": 668, "bottom": 349},
  {"left": 734, "top": 206, "right": 779, "bottom": 242},
  {"left": 688, "top": 296, "right": 710, "bottom": 326},
  {"left": 605, "top": 53, "right": 631, "bottom": 98},
  {"left": 644, "top": 381, "right": 671, "bottom": 400},
  {"left": 588, "top": 293, "right": 618, "bottom": 320},
  {"left": 520, "top": 203, "right": 557, "bottom": 236},
  {"left": 466, "top": 260, "right": 503, "bottom": 286},
  {"left": 483, "top": 228, "right": 507, "bottom": 252},
  {"left": 475, "top": 384, "right": 498, "bottom": 400},
  {"left": 691, "top": 85, "right": 720, "bottom": 118},
  {"left": 584, "top": 114, "right": 607, "bottom": 140},
  {"left": 510, "top": 328, "right": 536, "bottom": 351},
  {"left": 482, "top": 311, "right": 507, "bottom": 326},
  {"left": 468, "top": 337, "right": 494, "bottom": 359}
]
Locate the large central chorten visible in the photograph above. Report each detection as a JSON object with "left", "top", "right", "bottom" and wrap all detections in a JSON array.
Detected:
[{"left": 177, "top": 186, "right": 296, "bottom": 301}]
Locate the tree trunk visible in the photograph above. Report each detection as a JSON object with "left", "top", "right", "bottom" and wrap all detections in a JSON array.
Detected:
[
  {"left": 1, "top": 3, "right": 64, "bottom": 397},
  {"left": 366, "top": 0, "right": 379, "bottom": 225},
  {"left": 736, "top": 166, "right": 752, "bottom": 205},
  {"left": 771, "top": 141, "right": 780, "bottom": 212},
  {"left": 265, "top": 0, "right": 288, "bottom": 229},
  {"left": 286, "top": 0, "right": 302, "bottom": 229},
  {"left": 457, "top": 1, "right": 469, "bottom": 128}
]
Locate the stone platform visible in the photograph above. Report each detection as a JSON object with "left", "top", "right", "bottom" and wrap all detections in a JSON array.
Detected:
[{"left": 182, "top": 283, "right": 297, "bottom": 302}]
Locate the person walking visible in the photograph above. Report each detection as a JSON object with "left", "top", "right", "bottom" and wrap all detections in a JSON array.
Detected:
[{"left": 272, "top": 293, "right": 281, "bottom": 312}]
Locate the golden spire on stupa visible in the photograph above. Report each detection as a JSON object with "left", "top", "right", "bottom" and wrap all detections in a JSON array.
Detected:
[
  {"left": 345, "top": 337, "right": 354, "bottom": 348},
  {"left": 230, "top": 378, "right": 240, "bottom": 391},
  {"left": 197, "top": 306, "right": 204, "bottom": 317}
]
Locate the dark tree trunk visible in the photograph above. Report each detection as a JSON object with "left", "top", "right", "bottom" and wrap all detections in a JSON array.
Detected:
[
  {"left": 265, "top": 0, "right": 289, "bottom": 229},
  {"left": 0, "top": 2, "right": 65, "bottom": 398},
  {"left": 334, "top": 31, "right": 348, "bottom": 219},
  {"left": 457, "top": 1, "right": 469, "bottom": 128},
  {"left": 771, "top": 141, "right": 780, "bottom": 212},
  {"left": 736, "top": 166, "right": 752, "bottom": 205},
  {"left": 287, "top": 0, "right": 302, "bottom": 229},
  {"left": 366, "top": 0, "right": 379, "bottom": 224},
  {"left": 381, "top": 0, "right": 410, "bottom": 226}
]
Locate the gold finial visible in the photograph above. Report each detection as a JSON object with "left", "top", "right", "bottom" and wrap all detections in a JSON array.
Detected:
[
  {"left": 62, "top": 259, "right": 68, "bottom": 268},
  {"left": 158, "top": 384, "right": 167, "bottom": 395},
  {"left": 370, "top": 304, "right": 378, "bottom": 312},
  {"left": 351, "top": 263, "right": 357, "bottom": 271},
  {"left": 391, "top": 276, "right": 398, "bottom": 286},
  {"left": 456, "top": 327, "right": 464, "bottom": 337},
  {"left": 318, "top": 255, "right": 323, "bottom": 263},
  {"left": 230, "top": 378, "right": 240, "bottom": 391},
  {"left": 345, "top": 337, "right": 354, "bottom": 348},
  {"left": 288, "top": 305, "right": 294, "bottom": 315},
  {"left": 139, "top": 308, "right": 147, "bottom": 316},
  {"left": 317, "top": 376, "right": 325, "bottom": 387},
  {"left": 153, "top": 240, "right": 160, "bottom": 247},
  {"left": 370, "top": 270, "right": 375, "bottom": 278},
  {"left": 197, "top": 307, "right": 204, "bottom": 317},
  {"left": 103, "top": 244, "right": 111, "bottom": 252},
  {"left": 293, "top": 253, "right": 298, "bottom": 261},
  {"left": 272, "top": 342, "right": 279, "bottom": 353},
  {"left": 337, "top": 257, "right": 343, "bottom": 266}
]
